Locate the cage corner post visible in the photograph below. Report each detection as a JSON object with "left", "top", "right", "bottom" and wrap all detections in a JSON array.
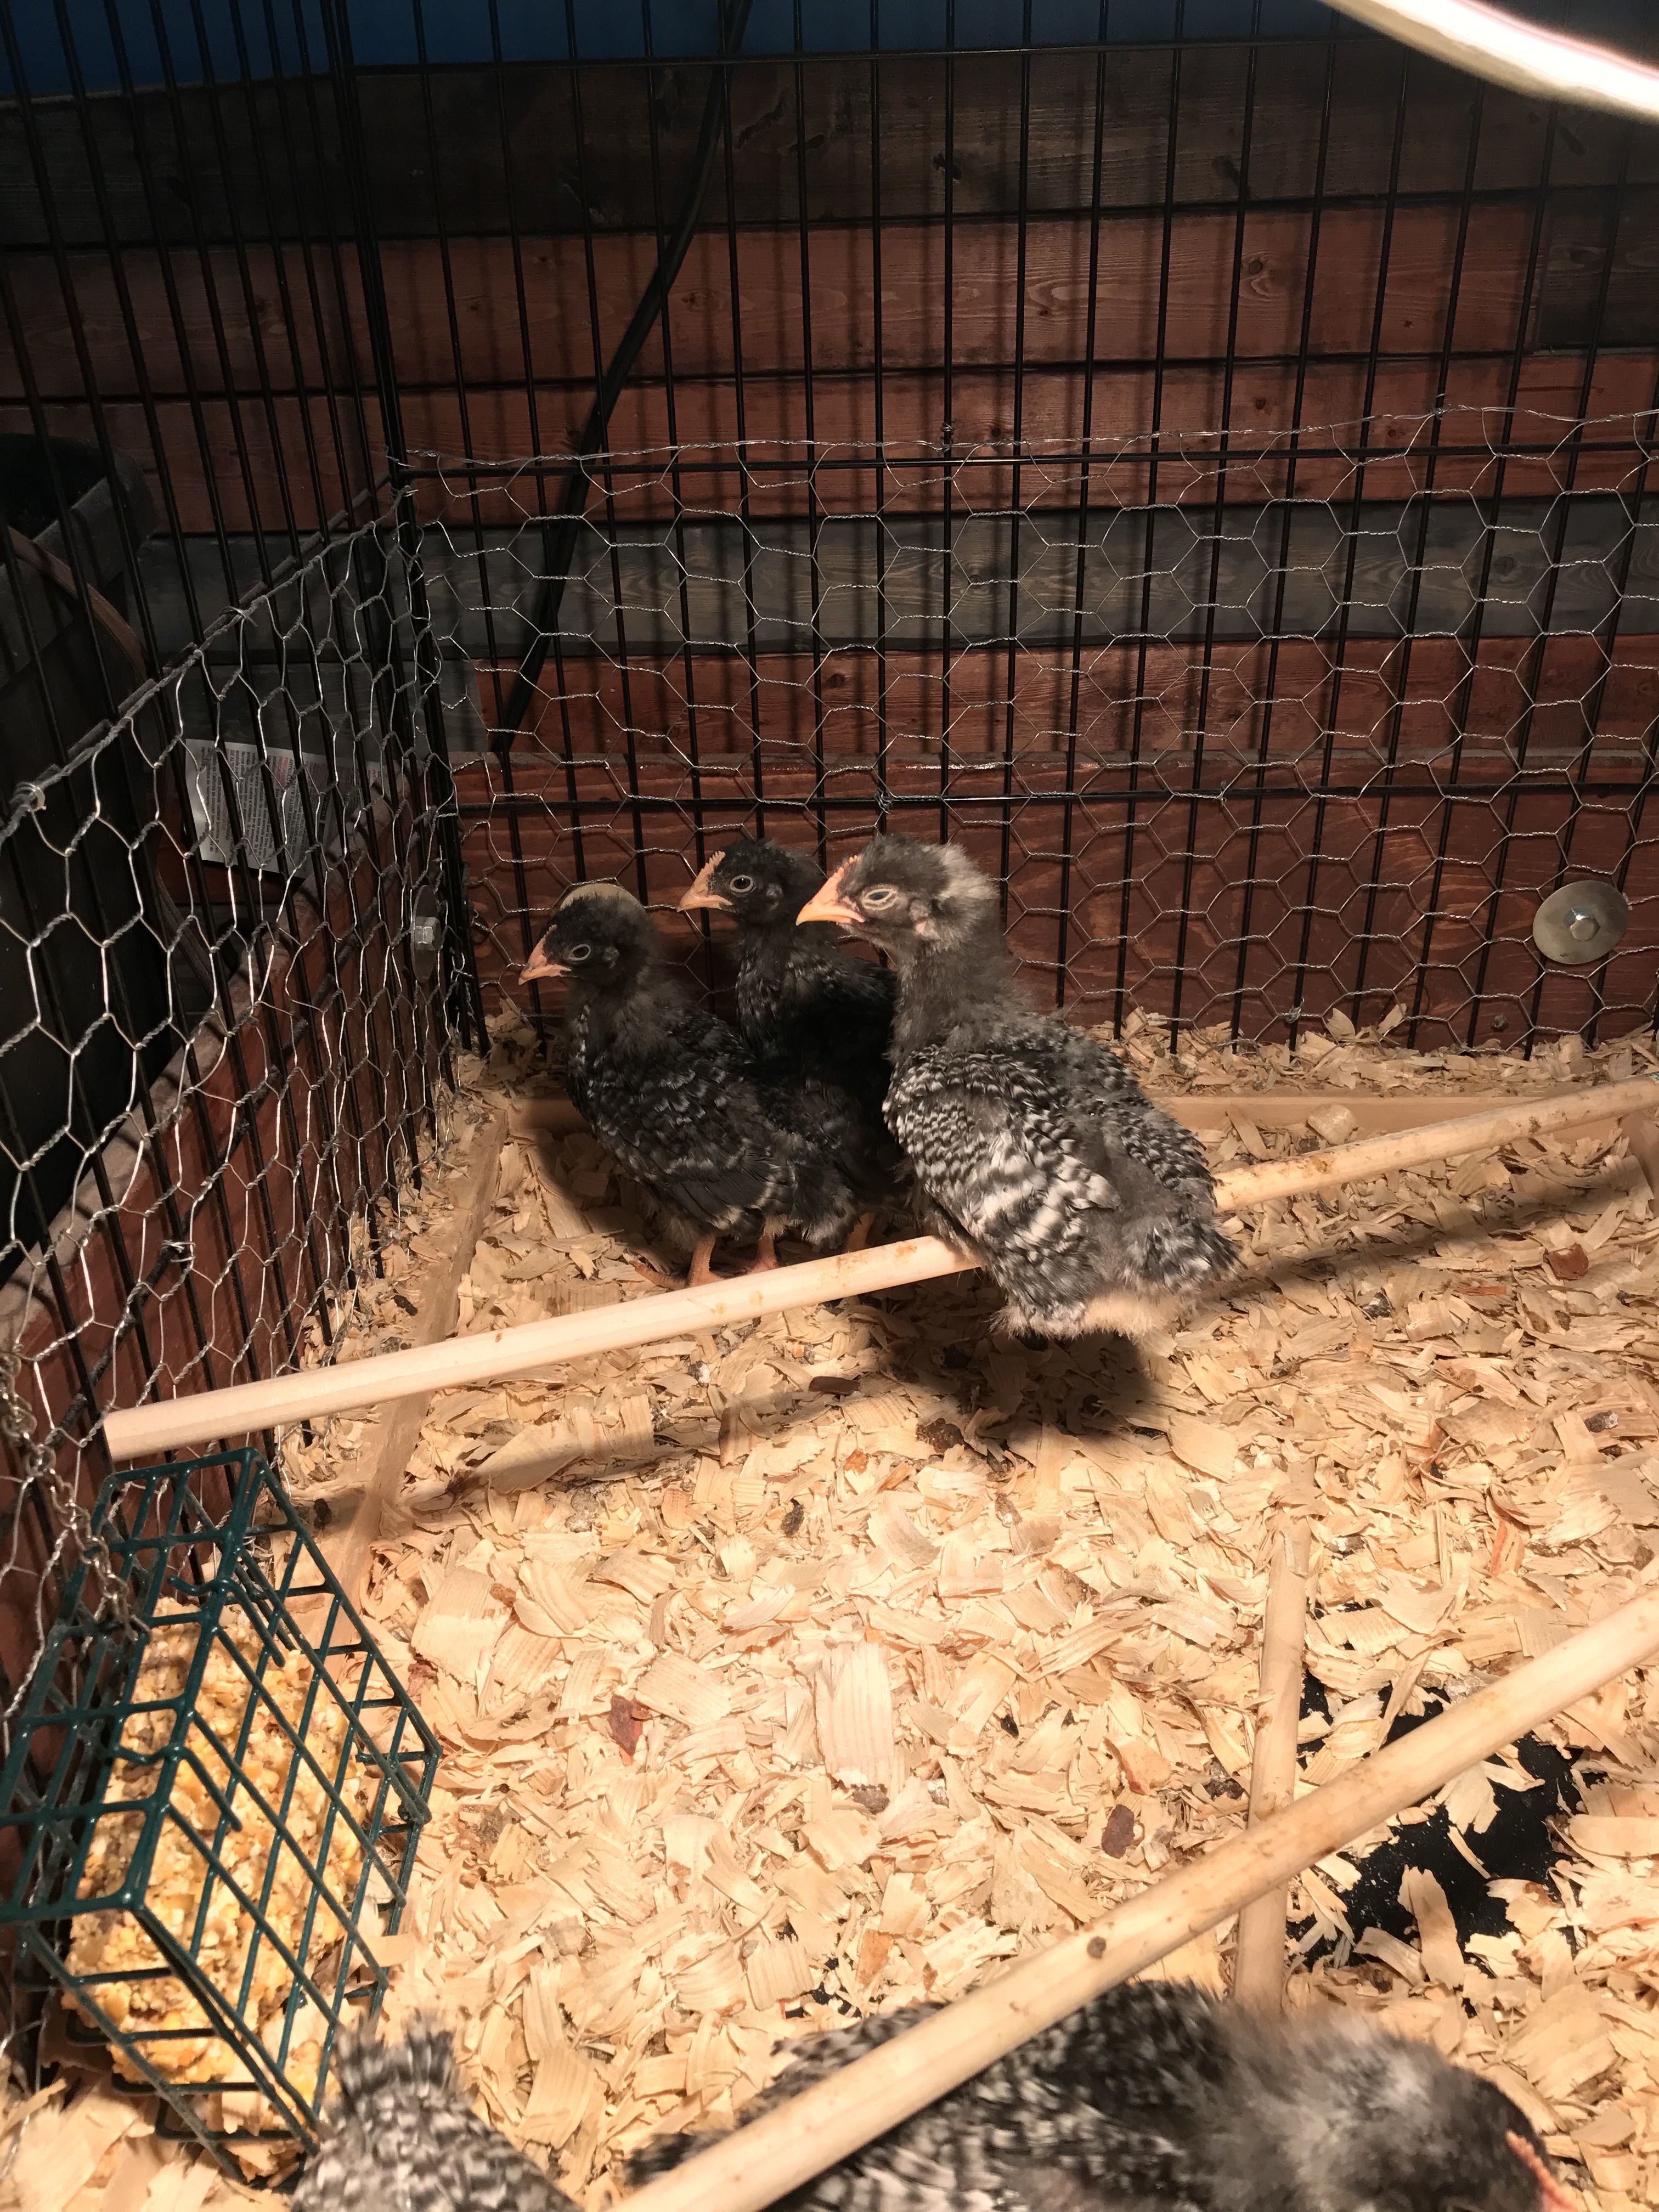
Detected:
[{"left": 314, "top": 0, "right": 488, "bottom": 1065}]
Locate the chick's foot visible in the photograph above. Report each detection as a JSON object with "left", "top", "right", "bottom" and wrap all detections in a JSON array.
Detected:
[
  {"left": 742, "top": 1233, "right": 780, "bottom": 1274},
  {"left": 634, "top": 1232, "right": 721, "bottom": 1290}
]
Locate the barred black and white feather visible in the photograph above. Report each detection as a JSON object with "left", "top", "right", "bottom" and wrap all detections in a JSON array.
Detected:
[
  {"left": 628, "top": 1980, "right": 1560, "bottom": 2212},
  {"left": 806, "top": 839, "right": 1236, "bottom": 1338},
  {"left": 291, "top": 2017, "right": 573, "bottom": 2212},
  {"left": 529, "top": 885, "right": 859, "bottom": 1257}
]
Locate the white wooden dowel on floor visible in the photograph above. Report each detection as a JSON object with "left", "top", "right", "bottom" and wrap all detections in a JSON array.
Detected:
[
  {"left": 103, "top": 1236, "right": 974, "bottom": 1458},
  {"left": 1231, "top": 1517, "right": 1313, "bottom": 2011},
  {"left": 100, "top": 1071, "right": 1659, "bottom": 1460},
  {"left": 617, "top": 1577, "right": 1659, "bottom": 2212}
]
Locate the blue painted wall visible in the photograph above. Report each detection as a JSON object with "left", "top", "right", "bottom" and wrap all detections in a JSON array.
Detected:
[
  {"left": 8, "top": 1, "right": 1346, "bottom": 97},
  {"left": 3, "top": 0, "right": 1640, "bottom": 95}
]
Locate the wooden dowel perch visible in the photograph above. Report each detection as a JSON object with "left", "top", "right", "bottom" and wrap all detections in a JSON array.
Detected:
[
  {"left": 293, "top": 1109, "right": 507, "bottom": 1629},
  {"left": 1212, "top": 1069, "right": 1657, "bottom": 1209},
  {"left": 1231, "top": 1517, "right": 1313, "bottom": 2011},
  {"left": 620, "top": 1577, "right": 1659, "bottom": 2212},
  {"left": 101, "top": 1071, "right": 1659, "bottom": 1460}
]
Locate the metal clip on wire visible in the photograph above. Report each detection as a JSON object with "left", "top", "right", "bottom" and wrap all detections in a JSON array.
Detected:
[{"left": 0, "top": 1346, "right": 133, "bottom": 1633}]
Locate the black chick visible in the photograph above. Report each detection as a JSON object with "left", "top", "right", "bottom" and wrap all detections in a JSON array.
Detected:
[
  {"left": 680, "top": 838, "right": 898, "bottom": 1122},
  {"left": 521, "top": 883, "right": 859, "bottom": 1281},
  {"left": 680, "top": 837, "right": 907, "bottom": 1243},
  {"left": 798, "top": 837, "right": 1236, "bottom": 1341},
  {"left": 291, "top": 2016, "right": 573, "bottom": 2212},
  {"left": 628, "top": 1979, "right": 1574, "bottom": 2212}
]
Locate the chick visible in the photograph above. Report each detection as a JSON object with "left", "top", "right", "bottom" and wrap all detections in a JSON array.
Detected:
[
  {"left": 680, "top": 838, "right": 898, "bottom": 1120},
  {"left": 521, "top": 884, "right": 859, "bottom": 1281},
  {"left": 628, "top": 1979, "right": 1575, "bottom": 2212},
  {"left": 680, "top": 838, "right": 907, "bottom": 1244},
  {"left": 797, "top": 837, "right": 1236, "bottom": 1340},
  {"left": 291, "top": 2016, "right": 573, "bottom": 2212}
]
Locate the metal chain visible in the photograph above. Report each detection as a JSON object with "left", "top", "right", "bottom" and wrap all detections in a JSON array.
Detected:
[{"left": 0, "top": 1346, "right": 57, "bottom": 1489}]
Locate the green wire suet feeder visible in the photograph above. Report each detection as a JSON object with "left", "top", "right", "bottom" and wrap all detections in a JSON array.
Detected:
[{"left": 0, "top": 1449, "right": 441, "bottom": 2183}]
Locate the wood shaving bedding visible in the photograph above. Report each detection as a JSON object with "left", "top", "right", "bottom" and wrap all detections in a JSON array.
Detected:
[{"left": 36, "top": 1013, "right": 1659, "bottom": 2211}]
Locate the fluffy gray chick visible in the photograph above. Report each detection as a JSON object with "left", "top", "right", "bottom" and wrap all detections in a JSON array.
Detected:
[
  {"left": 628, "top": 1980, "right": 1573, "bottom": 2212},
  {"left": 291, "top": 2017, "right": 573, "bottom": 2212},
  {"left": 799, "top": 838, "right": 1236, "bottom": 1340}
]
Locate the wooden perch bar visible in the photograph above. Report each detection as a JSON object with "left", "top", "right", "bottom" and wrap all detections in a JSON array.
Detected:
[
  {"left": 103, "top": 1236, "right": 973, "bottom": 1458},
  {"left": 297, "top": 1109, "right": 506, "bottom": 1624},
  {"left": 620, "top": 1576, "right": 1659, "bottom": 2212},
  {"left": 1231, "top": 1517, "right": 1313, "bottom": 2011},
  {"left": 1210, "top": 1069, "right": 1658, "bottom": 1211},
  {"left": 100, "top": 1071, "right": 1659, "bottom": 1460}
]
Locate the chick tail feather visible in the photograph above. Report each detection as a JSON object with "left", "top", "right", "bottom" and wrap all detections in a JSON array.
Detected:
[
  {"left": 624, "top": 2131, "right": 706, "bottom": 2185},
  {"left": 1131, "top": 1212, "right": 1241, "bottom": 1297},
  {"left": 1064, "top": 1217, "right": 1238, "bottom": 1341},
  {"left": 324, "top": 2015, "right": 464, "bottom": 2116},
  {"left": 787, "top": 1153, "right": 863, "bottom": 1251}
]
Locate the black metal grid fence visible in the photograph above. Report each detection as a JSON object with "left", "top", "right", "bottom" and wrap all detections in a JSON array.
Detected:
[{"left": 425, "top": 409, "right": 1659, "bottom": 1048}]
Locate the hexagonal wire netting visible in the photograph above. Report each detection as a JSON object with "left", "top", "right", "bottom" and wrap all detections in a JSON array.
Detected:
[
  {"left": 421, "top": 408, "right": 1659, "bottom": 1049},
  {"left": 0, "top": 519, "right": 463, "bottom": 1771}
]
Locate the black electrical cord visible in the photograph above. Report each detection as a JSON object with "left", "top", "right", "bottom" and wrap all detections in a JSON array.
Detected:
[{"left": 492, "top": 0, "right": 754, "bottom": 748}]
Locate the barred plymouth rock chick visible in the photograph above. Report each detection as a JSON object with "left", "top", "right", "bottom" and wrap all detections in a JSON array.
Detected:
[
  {"left": 521, "top": 883, "right": 859, "bottom": 1282},
  {"left": 681, "top": 838, "right": 907, "bottom": 1241},
  {"left": 291, "top": 2017, "right": 573, "bottom": 2212},
  {"left": 798, "top": 837, "right": 1237, "bottom": 1340},
  {"left": 628, "top": 1979, "right": 1575, "bottom": 2212}
]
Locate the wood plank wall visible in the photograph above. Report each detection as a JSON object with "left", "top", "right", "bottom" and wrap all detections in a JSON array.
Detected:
[{"left": 5, "top": 35, "right": 1659, "bottom": 1044}]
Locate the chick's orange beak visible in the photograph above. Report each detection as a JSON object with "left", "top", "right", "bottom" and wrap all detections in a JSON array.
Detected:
[
  {"left": 520, "top": 945, "right": 567, "bottom": 984},
  {"left": 678, "top": 852, "right": 730, "bottom": 913},
  {"left": 796, "top": 861, "right": 860, "bottom": 928}
]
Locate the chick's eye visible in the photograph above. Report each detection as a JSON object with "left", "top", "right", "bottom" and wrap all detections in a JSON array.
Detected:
[
  {"left": 567, "top": 943, "right": 592, "bottom": 963},
  {"left": 861, "top": 886, "right": 896, "bottom": 909},
  {"left": 728, "top": 874, "right": 754, "bottom": 894}
]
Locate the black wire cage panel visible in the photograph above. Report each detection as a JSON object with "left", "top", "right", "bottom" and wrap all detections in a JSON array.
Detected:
[
  {"left": 1, "top": 517, "right": 459, "bottom": 1353},
  {"left": 427, "top": 410, "right": 1659, "bottom": 1049},
  {"left": 0, "top": 511, "right": 462, "bottom": 1928}
]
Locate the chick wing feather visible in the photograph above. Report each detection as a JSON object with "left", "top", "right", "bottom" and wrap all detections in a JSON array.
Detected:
[
  {"left": 737, "top": 938, "right": 904, "bottom": 1210},
  {"left": 884, "top": 1047, "right": 1119, "bottom": 1267},
  {"left": 566, "top": 1003, "right": 794, "bottom": 1235},
  {"left": 741, "top": 932, "right": 896, "bottom": 1081},
  {"left": 627, "top": 1989, "right": 1218, "bottom": 2212},
  {"left": 885, "top": 1024, "right": 1234, "bottom": 1331},
  {"left": 775, "top": 943, "right": 898, "bottom": 1103}
]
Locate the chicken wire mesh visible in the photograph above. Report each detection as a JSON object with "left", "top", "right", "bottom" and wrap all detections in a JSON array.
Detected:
[
  {"left": 421, "top": 407, "right": 1659, "bottom": 1047},
  {"left": 0, "top": 514, "right": 463, "bottom": 1908},
  {"left": 0, "top": 1447, "right": 440, "bottom": 2185}
]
